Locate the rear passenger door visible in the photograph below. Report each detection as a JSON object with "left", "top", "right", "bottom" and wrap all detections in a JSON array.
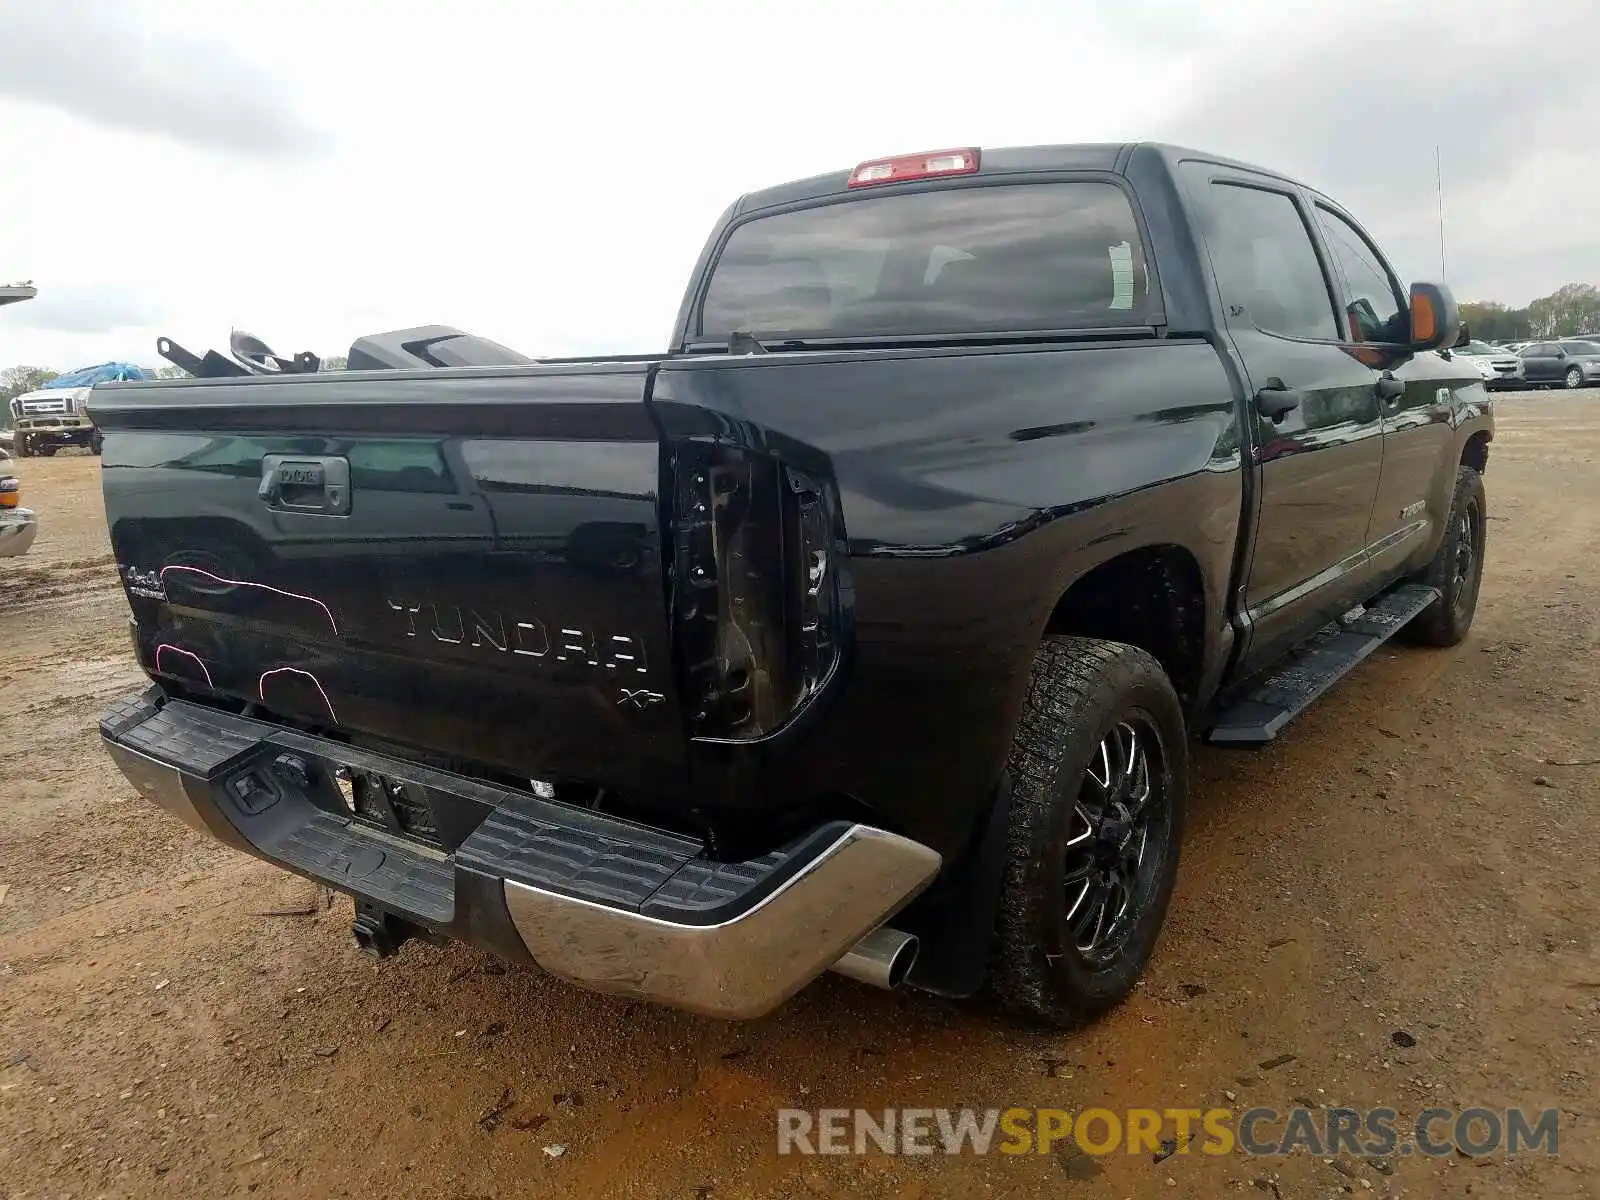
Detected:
[{"left": 1179, "top": 163, "right": 1386, "bottom": 674}]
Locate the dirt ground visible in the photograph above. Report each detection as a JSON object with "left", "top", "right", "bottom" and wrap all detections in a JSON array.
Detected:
[{"left": 1, "top": 395, "right": 1597, "bottom": 1199}]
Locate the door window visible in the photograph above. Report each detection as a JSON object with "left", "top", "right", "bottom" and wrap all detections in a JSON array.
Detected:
[
  {"left": 1199, "top": 183, "right": 1341, "bottom": 341},
  {"left": 1314, "top": 206, "right": 1407, "bottom": 343}
]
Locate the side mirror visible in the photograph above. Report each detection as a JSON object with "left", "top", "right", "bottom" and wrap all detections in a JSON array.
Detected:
[
  {"left": 1407, "top": 282, "right": 1462, "bottom": 352},
  {"left": 1453, "top": 322, "right": 1472, "bottom": 349}
]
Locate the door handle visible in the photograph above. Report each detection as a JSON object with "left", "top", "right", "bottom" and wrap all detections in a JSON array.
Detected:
[
  {"left": 1376, "top": 374, "right": 1405, "bottom": 404},
  {"left": 1254, "top": 380, "right": 1302, "bottom": 422},
  {"left": 259, "top": 455, "right": 352, "bottom": 516}
]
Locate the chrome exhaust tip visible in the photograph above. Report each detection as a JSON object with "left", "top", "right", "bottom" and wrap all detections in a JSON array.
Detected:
[{"left": 829, "top": 926, "right": 919, "bottom": 991}]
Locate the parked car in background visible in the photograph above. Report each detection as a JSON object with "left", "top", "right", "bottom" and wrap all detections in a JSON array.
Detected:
[
  {"left": 9, "top": 386, "right": 101, "bottom": 457},
  {"left": 8, "top": 362, "right": 148, "bottom": 458},
  {"left": 1455, "top": 339, "right": 1526, "bottom": 390},
  {"left": 0, "top": 473, "right": 38, "bottom": 557},
  {"left": 1519, "top": 340, "right": 1600, "bottom": 389}
]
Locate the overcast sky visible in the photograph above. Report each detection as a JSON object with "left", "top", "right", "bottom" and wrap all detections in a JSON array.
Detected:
[{"left": 2, "top": 0, "right": 1593, "bottom": 369}]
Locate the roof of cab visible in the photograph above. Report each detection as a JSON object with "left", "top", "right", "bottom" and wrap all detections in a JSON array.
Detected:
[{"left": 731, "top": 142, "right": 1310, "bottom": 216}]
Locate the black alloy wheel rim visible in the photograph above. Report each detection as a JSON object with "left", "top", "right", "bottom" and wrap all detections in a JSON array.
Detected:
[
  {"left": 1062, "top": 717, "right": 1170, "bottom": 963},
  {"left": 1452, "top": 498, "right": 1480, "bottom": 616}
]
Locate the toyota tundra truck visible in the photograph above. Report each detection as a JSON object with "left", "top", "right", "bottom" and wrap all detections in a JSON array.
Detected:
[{"left": 91, "top": 142, "right": 1492, "bottom": 1026}]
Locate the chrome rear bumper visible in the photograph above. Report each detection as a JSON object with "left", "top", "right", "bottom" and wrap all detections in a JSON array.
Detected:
[
  {"left": 101, "top": 691, "right": 940, "bottom": 1019},
  {"left": 504, "top": 827, "right": 936, "bottom": 1017}
]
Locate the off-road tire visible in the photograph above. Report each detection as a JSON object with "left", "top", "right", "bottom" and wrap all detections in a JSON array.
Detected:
[
  {"left": 1400, "top": 466, "right": 1486, "bottom": 647},
  {"left": 89, "top": 429, "right": 104, "bottom": 456},
  {"left": 989, "top": 637, "right": 1187, "bottom": 1027},
  {"left": 14, "top": 436, "right": 30, "bottom": 459}
]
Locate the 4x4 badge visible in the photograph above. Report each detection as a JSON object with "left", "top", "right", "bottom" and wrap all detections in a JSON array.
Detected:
[
  {"left": 119, "top": 564, "right": 167, "bottom": 601},
  {"left": 618, "top": 688, "right": 665, "bottom": 709}
]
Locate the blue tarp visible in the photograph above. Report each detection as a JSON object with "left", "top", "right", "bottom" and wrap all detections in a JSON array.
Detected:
[{"left": 41, "top": 362, "right": 149, "bottom": 388}]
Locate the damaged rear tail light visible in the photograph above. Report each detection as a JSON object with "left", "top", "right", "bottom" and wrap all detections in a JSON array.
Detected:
[{"left": 671, "top": 443, "right": 843, "bottom": 741}]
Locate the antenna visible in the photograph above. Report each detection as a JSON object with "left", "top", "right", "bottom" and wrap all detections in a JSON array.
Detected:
[{"left": 1435, "top": 145, "right": 1447, "bottom": 282}]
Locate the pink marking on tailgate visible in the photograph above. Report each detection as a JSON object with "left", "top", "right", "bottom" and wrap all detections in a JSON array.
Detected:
[
  {"left": 159, "top": 565, "right": 340, "bottom": 635},
  {"left": 154, "top": 645, "right": 214, "bottom": 688},
  {"left": 259, "top": 667, "right": 338, "bottom": 723}
]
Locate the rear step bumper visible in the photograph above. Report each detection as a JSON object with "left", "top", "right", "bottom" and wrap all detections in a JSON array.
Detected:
[{"left": 100, "top": 690, "right": 941, "bottom": 1019}]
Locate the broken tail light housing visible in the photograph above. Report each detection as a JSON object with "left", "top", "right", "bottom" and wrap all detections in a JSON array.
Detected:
[
  {"left": 848, "top": 147, "right": 980, "bottom": 188},
  {"left": 672, "top": 443, "right": 843, "bottom": 741}
]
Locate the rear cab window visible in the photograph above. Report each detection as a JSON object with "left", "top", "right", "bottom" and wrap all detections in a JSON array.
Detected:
[{"left": 697, "top": 182, "right": 1154, "bottom": 342}]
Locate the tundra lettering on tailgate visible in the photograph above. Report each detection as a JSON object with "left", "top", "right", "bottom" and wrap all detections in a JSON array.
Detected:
[{"left": 385, "top": 598, "right": 650, "bottom": 676}]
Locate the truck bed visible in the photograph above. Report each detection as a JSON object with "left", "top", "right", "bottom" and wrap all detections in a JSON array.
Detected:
[{"left": 92, "top": 338, "right": 1243, "bottom": 862}]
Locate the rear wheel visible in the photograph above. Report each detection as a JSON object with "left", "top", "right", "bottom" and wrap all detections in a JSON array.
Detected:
[
  {"left": 1565, "top": 366, "right": 1584, "bottom": 389},
  {"left": 1401, "top": 466, "right": 1486, "bottom": 647},
  {"left": 989, "top": 637, "right": 1187, "bottom": 1026}
]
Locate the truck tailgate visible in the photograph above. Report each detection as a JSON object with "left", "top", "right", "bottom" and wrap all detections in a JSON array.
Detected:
[{"left": 91, "top": 365, "right": 687, "bottom": 801}]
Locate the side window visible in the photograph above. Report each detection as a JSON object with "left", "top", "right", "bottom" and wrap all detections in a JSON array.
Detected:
[
  {"left": 1314, "top": 206, "right": 1406, "bottom": 343},
  {"left": 1201, "top": 182, "right": 1340, "bottom": 340}
]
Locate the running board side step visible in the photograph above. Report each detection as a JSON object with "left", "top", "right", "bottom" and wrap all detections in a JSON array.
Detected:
[{"left": 1206, "top": 583, "right": 1440, "bottom": 747}]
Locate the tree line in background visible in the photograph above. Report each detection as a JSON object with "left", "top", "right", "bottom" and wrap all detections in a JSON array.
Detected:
[
  {"left": 1460, "top": 283, "right": 1600, "bottom": 344},
  {"left": 0, "top": 364, "right": 59, "bottom": 407}
]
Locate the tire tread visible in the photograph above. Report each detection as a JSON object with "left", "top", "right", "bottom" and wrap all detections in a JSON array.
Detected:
[
  {"left": 1401, "top": 465, "right": 1485, "bottom": 647},
  {"left": 990, "top": 636, "right": 1184, "bottom": 1026}
]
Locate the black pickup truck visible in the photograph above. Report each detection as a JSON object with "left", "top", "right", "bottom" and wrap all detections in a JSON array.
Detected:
[{"left": 92, "top": 143, "right": 1491, "bottom": 1026}]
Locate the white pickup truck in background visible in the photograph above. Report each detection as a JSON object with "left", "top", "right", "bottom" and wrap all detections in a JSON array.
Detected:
[{"left": 9, "top": 385, "right": 102, "bottom": 457}]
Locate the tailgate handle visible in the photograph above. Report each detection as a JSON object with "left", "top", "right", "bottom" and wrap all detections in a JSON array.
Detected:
[{"left": 259, "top": 455, "right": 352, "bottom": 516}]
